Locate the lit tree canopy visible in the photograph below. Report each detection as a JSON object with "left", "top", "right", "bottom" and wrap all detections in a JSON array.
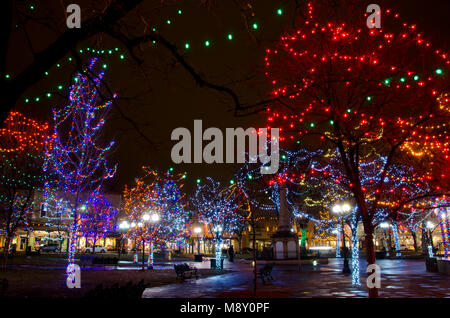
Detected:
[
  {"left": 192, "top": 177, "right": 243, "bottom": 240},
  {"left": 0, "top": 111, "right": 49, "bottom": 267},
  {"left": 79, "top": 191, "right": 118, "bottom": 250},
  {"left": 123, "top": 167, "right": 190, "bottom": 247},
  {"left": 263, "top": 1, "right": 449, "bottom": 297}
]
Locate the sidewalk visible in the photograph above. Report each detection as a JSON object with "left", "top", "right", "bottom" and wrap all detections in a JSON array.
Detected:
[{"left": 142, "top": 258, "right": 450, "bottom": 298}]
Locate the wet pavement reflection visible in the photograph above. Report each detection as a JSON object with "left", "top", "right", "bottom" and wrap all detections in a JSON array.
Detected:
[{"left": 142, "top": 258, "right": 450, "bottom": 298}]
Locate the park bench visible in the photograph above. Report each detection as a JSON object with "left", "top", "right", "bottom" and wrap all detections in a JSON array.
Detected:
[
  {"left": 174, "top": 263, "right": 198, "bottom": 280},
  {"left": 258, "top": 263, "right": 275, "bottom": 284}
]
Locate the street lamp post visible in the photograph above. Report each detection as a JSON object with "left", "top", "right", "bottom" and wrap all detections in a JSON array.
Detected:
[
  {"left": 332, "top": 203, "right": 351, "bottom": 274},
  {"left": 118, "top": 220, "right": 130, "bottom": 260},
  {"left": 380, "top": 222, "right": 391, "bottom": 256},
  {"left": 143, "top": 212, "right": 159, "bottom": 270}
]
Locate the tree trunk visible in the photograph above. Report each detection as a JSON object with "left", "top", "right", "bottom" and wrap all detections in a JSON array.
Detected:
[
  {"left": 421, "top": 222, "right": 427, "bottom": 255},
  {"left": 118, "top": 237, "right": 122, "bottom": 260},
  {"left": 1, "top": 236, "right": 11, "bottom": 269},
  {"left": 411, "top": 230, "right": 418, "bottom": 252},
  {"left": 363, "top": 225, "right": 379, "bottom": 298},
  {"left": 141, "top": 240, "right": 145, "bottom": 271},
  {"left": 237, "top": 236, "right": 242, "bottom": 254},
  {"left": 59, "top": 234, "right": 63, "bottom": 255},
  {"left": 92, "top": 234, "right": 98, "bottom": 255},
  {"left": 428, "top": 230, "right": 435, "bottom": 251}
]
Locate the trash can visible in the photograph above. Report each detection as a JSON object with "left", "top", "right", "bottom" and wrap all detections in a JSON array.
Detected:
[
  {"left": 210, "top": 258, "right": 224, "bottom": 269},
  {"left": 194, "top": 254, "right": 203, "bottom": 262},
  {"left": 425, "top": 257, "right": 438, "bottom": 272}
]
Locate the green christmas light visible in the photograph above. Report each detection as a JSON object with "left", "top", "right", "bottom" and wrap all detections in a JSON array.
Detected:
[
  {"left": 196, "top": 178, "right": 201, "bottom": 184},
  {"left": 252, "top": 23, "right": 258, "bottom": 30},
  {"left": 230, "top": 180, "right": 234, "bottom": 185},
  {"left": 366, "top": 96, "right": 372, "bottom": 101},
  {"left": 120, "top": 54, "right": 125, "bottom": 60},
  {"left": 102, "top": 64, "right": 107, "bottom": 69},
  {"left": 383, "top": 78, "right": 390, "bottom": 85},
  {"left": 166, "top": 20, "right": 171, "bottom": 25},
  {"left": 178, "top": 9, "right": 182, "bottom": 15},
  {"left": 277, "top": 9, "right": 283, "bottom": 15},
  {"left": 185, "top": 43, "right": 190, "bottom": 49},
  {"left": 205, "top": 40, "right": 210, "bottom": 47},
  {"left": 310, "top": 123, "right": 315, "bottom": 128},
  {"left": 400, "top": 77, "right": 406, "bottom": 82},
  {"left": 330, "top": 120, "right": 334, "bottom": 125},
  {"left": 435, "top": 68, "right": 443, "bottom": 75},
  {"left": 413, "top": 75, "right": 419, "bottom": 81},
  {"left": 58, "top": 85, "right": 63, "bottom": 90},
  {"left": 5, "top": 74, "right": 10, "bottom": 79},
  {"left": 227, "top": 33, "right": 233, "bottom": 40}
]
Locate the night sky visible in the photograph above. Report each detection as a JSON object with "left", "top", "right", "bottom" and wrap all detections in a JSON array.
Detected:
[{"left": 7, "top": 0, "right": 450, "bottom": 194}]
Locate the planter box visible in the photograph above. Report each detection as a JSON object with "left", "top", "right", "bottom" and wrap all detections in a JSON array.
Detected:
[
  {"left": 375, "top": 251, "right": 386, "bottom": 259},
  {"left": 436, "top": 258, "right": 450, "bottom": 275}
]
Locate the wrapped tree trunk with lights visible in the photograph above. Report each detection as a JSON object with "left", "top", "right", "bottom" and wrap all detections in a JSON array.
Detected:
[{"left": 264, "top": 0, "right": 449, "bottom": 297}]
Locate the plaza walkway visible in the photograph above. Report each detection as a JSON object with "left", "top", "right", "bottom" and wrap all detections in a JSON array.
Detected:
[{"left": 142, "top": 258, "right": 450, "bottom": 298}]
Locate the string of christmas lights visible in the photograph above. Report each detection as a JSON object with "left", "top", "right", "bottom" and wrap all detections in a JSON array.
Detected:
[
  {"left": 192, "top": 177, "right": 243, "bottom": 269},
  {"left": 43, "top": 57, "right": 117, "bottom": 281}
]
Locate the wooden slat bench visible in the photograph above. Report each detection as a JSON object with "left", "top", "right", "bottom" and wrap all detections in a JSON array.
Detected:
[
  {"left": 174, "top": 263, "right": 198, "bottom": 280},
  {"left": 258, "top": 263, "right": 275, "bottom": 284}
]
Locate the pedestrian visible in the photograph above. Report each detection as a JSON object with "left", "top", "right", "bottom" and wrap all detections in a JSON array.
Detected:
[{"left": 228, "top": 245, "right": 234, "bottom": 262}]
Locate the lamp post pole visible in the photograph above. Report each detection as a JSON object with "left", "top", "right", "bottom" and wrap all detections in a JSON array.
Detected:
[
  {"left": 143, "top": 212, "right": 159, "bottom": 270},
  {"left": 194, "top": 227, "right": 202, "bottom": 255},
  {"left": 118, "top": 221, "right": 130, "bottom": 261},
  {"left": 340, "top": 218, "right": 350, "bottom": 274}
]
